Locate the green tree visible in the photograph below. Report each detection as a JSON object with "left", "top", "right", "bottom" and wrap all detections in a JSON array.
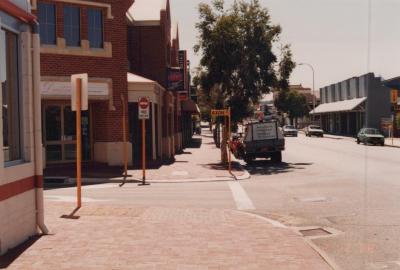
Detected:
[
  {"left": 195, "top": 0, "right": 295, "bottom": 161},
  {"left": 274, "top": 90, "right": 308, "bottom": 126}
]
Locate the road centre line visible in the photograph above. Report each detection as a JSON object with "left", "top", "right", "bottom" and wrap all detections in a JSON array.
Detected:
[{"left": 228, "top": 181, "right": 255, "bottom": 210}]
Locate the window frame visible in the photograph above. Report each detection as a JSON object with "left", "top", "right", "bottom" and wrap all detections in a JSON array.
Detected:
[
  {"left": 1, "top": 24, "right": 24, "bottom": 167},
  {"left": 87, "top": 8, "right": 104, "bottom": 49},
  {"left": 37, "top": 2, "right": 56, "bottom": 45},
  {"left": 63, "top": 5, "right": 81, "bottom": 47}
]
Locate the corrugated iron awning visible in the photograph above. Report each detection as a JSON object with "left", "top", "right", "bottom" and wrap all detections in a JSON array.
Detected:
[
  {"left": 0, "top": 0, "right": 37, "bottom": 24},
  {"left": 310, "top": 97, "right": 366, "bottom": 114}
]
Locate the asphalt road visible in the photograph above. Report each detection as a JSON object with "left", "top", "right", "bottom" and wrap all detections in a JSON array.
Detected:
[
  {"left": 44, "top": 133, "right": 400, "bottom": 270},
  {"left": 241, "top": 133, "right": 400, "bottom": 270}
]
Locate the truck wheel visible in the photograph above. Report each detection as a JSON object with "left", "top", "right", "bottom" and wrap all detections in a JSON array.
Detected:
[
  {"left": 271, "top": 152, "right": 282, "bottom": 163},
  {"left": 244, "top": 155, "right": 253, "bottom": 164}
]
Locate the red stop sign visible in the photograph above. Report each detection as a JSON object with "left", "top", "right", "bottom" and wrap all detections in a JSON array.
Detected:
[{"left": 139, "top": 97, "right": 149, "bottom": 109}]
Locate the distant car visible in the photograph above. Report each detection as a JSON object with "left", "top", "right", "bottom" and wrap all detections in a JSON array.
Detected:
[
  {"left": 282, "top": 125, "right": 298, "bottom": 137},
  {"left": 357, "top": 128, "right": 385, "bottom": 146},
  {"left": 305, "top": 125, "right": 324, "bottom": 137}
]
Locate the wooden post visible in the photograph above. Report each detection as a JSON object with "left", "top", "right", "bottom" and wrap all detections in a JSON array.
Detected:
[
  {"left": 121, "top": 94, "right": 128, "bottom": 178},
  {"left": 76, "top": 78, "right": 82, "bottom": 208},
  {"left": 142, "top": 119, "right": 146, "bottom": 183}
]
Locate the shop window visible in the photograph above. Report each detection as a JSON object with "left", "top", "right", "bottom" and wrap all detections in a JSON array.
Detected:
[
  {"left": 64, "top": 6, "right": 80, "bottom": 47},
  {"left": 1, "top": 29, "right": 22, "bottom": 163},
  {"left": 38, "top": 2, "right": 56, "bottom": 45},
  {"left": 88, "top": 9, "right": 103, "bottom": 48}
]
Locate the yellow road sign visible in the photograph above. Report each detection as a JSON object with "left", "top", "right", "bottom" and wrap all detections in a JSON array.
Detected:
[{"left": 211, "top": 109, "right": 228, "bottom": 116}]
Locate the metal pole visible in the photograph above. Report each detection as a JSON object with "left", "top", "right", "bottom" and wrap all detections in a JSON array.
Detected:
[
  {"left": 228, "top": 108, "right": 232, "bottom": 175},
  {"left": 142, "top": 119, "right": 146, "bottom": 184},
  {"left": 76, "top": 78, "right": 82, "bottom": 208},
  {"left": 121, "top": 95, "right": 128, "bottom": 179},
  {"left": 299, "top": 63, "right": 315, "bottom": 123}
]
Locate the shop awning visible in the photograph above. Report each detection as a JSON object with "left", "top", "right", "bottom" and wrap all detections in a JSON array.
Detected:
[
  {"left": 181, "top": 99, "right": 200, "bottom": 114},
  {"left": 310, "top": 97, "right": 367, "bottom": 114},
  {"left": 0, "top": 0, "right": 37, "bottom": 24},
  {"left": 383, "top": 76, "right": 400, "bottom": 90}
]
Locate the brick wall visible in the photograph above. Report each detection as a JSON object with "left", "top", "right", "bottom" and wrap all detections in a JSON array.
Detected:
[{"left": 34, "top": 0, "right": 133, "bottom": 142}]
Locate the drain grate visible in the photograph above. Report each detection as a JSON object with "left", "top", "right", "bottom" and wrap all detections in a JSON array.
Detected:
[{"left": 299, "top": 228, "right": 332, "bottom": 237}]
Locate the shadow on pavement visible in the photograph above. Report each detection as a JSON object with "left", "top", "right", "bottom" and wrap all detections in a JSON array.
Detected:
[
  {"left": 0, "top": 236, "right": 41, "bottom": 268},
  {"left": 187, "top": 138, "right": 202, "bottom": 148},
  {"left": 244, "top": 160, "right": 313, "bottom": 176},
  {"left": 202, "top": 161, "right": 243, "bottom": 172}
]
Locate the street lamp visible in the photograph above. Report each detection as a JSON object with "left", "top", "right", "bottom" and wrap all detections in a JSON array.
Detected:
[{"left": 298, "top": 62, "right": 315, "bottom": 122}]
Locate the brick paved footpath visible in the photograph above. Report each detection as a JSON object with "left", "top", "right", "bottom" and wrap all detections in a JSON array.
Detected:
[
  {"left": 2, "top": 202, "right": 330, "bottom": 270},
  {"left": 130, "top": 129, "right": 247, "bottom": 182}
]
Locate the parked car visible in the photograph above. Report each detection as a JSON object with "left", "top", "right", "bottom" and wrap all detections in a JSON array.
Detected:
[
  {"left": 357, "top": 128, "right": 385, "bottom": 146},
  {"left": 305, "top": 125, "right": 324, "bottom": 137},
  {"left": 282, "top": 125, "right": 298, "bottom": 137}
]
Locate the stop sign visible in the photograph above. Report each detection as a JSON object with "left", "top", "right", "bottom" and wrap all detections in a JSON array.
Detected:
[{"left": 139, "top": 97, "right": 149, "bottom": 109}]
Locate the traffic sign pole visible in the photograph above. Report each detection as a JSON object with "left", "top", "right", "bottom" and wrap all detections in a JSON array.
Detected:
[
  {"left": 142, "top": 119, "right": 146, "bottom": 183},
  {"left": 76, "top": 78, "right": 82, "bottom": 208},
  {"left": 138, "top": 97, "right": 150, "bottom": 186}
]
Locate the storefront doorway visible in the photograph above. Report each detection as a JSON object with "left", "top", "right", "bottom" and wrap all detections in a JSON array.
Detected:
[{"left": 43, "top": 104, "right": 92, "bottom": 163}]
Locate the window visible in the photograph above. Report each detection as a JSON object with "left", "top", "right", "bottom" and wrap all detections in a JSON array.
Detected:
[
  {"left": 1, "top": 29, "right": 22, "bottom": 162},
  {"left": 38, "top": 2, "right": 56, "bottom": 45},
  {"left": 88, "top": 9, "right": 103, "bottom": 48},
  {"left": 64, "top": 6, "right": 80, "bottom": 47}
]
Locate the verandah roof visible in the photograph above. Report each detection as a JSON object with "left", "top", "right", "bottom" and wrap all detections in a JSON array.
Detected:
[{"left": 310, "top": 97, "right": 367, "bottom": 114}]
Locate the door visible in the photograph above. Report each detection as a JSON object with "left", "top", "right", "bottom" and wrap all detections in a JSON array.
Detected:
[{"left": 44, "top": 104, "right": 91, "bottom": 163}]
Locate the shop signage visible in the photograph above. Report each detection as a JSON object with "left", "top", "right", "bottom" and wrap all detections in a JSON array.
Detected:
[
  {"left": 41, "top": 81, "right": 109, "bottom": 97},
  {"left": 138, "top": 97, "right": 150, "bottom": 119},
  {"left": 178, "top": 50, "right": 188, "bottom": 93},
  {"left": 167, "top": 67, "right": 184, "bottom": 91},
  {"left": 391, "top": 89, "right": 398, "bottom": 104}
]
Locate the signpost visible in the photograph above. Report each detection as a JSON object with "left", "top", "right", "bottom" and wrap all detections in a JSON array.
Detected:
[
  {"left": 211, "top": 109, "right": 232, "bottom": 176},
  {"left": 138, "top": 97, "right": 150, "bottom": 186},
  {"left": 71, "top": 74, "right": 88, "bottom": 208}
]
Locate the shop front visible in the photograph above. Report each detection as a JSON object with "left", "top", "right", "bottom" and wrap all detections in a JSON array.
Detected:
[
  {"left": 40, "top": 76, "right": 113, "bottom": 166},
  {"left": 383, "top": 77, "right": 400, "bottom": 137},
  {"left": 127, "top": 73, "right": 164, "bottom": 166}
]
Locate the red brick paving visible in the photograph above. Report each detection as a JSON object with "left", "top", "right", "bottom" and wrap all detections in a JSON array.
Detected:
[{"left": 4, "top": 202, "right": 330, "bottom": 270}]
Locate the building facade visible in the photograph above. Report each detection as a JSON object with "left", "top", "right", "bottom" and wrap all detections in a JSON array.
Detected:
[
  {"left": 33, "top": 0, "right": 134, "bottom": 167},
  {"left": 127, "top": 0, "right": 184, "bottom": 164},
  {"left": 312, "top": 73, "right": 391, "bottom": 136},
  {"left": 383, "top": 77, "right": 400, "bottom": 137},
  {"left": 0, "top": 0, "right": 47, "bottom": 255}
]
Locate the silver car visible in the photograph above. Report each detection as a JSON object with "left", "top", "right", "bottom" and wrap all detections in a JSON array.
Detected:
[
  {"left": 282, "top": 125, "right": 298, "bottom": 137},
  {"left": 305, "top": 125, "right": 324, "bottom": 137}
]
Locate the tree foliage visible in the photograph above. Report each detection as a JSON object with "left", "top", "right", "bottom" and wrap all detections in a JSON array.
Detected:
[
  {"left": 194, "top": 0, "right": 295, "bottom": 123},
  {"left": 274, "top": 90, "right": 308, "bottom": 124}
]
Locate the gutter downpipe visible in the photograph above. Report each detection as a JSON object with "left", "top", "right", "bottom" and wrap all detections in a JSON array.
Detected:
[{"left": 32, "top": 22, "right": 48, "bottom": 235}]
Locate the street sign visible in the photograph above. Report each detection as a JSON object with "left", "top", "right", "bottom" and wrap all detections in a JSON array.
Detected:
[
  {"left": 71, "top": 73, "right": 88, "bottom": 111},
  {"left": 211, "top": 109, "right": 228, "bottom": 117},
  {"left": 138, "top": 97, "right": 150, "bottom": 119}
]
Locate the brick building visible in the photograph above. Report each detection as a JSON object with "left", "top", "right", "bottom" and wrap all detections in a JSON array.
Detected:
[
  {"left": 32, "top": 0, "right": 134, "bottom": 167},
  {"left": 0, "top": 0, "right": 48, "bottom": 254},
  {"left": 127, "top": 0, "right": 184, "bottom": 164}
]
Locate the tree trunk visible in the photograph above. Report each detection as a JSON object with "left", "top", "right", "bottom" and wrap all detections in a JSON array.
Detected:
[{"left": 221, "top": 123, "right": 228, "bottom": 163}]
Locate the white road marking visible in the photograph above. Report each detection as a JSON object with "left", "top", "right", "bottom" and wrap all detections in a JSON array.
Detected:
[
  {"left": 45, "top": 195, "right": 111, "bottom": 202},
  {"left": 228, "top": 181, "right": 255, "bottom": 210}
]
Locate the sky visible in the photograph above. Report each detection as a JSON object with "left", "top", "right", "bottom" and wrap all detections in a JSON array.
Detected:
[{"left": 169, "top": 0, "right": 400, "bottom": 91}]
